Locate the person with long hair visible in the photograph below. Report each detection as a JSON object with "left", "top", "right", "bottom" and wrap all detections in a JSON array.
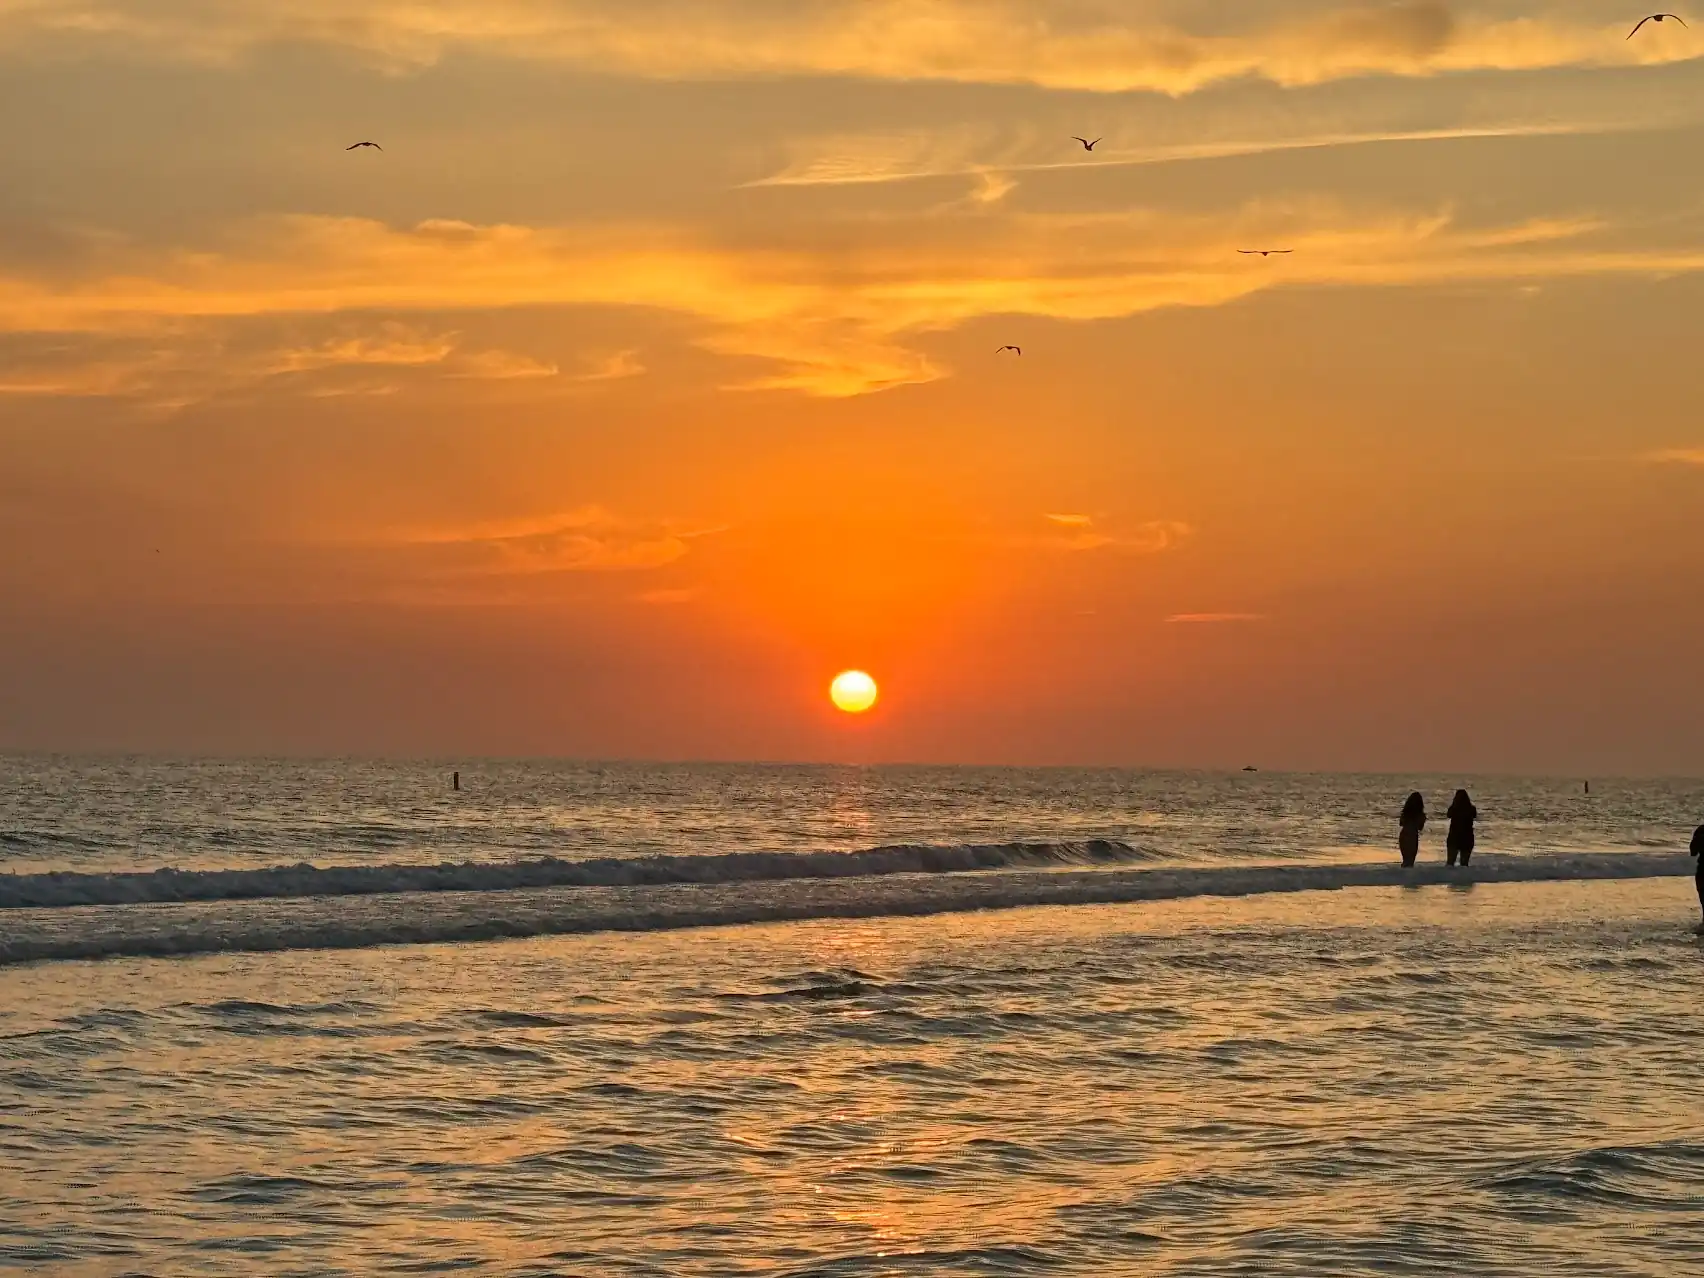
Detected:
[
  {"left": 1398, "top": 792, "right": 1426, "bottom": 868},
  {"left": 1446, "top": 789, "right": 1478, "bottom": 867},
  {"left": 1691, "top": 825, "right": 1704, "bottom": 929}
]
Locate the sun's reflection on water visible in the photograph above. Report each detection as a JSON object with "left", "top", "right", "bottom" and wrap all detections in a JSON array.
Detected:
[{"left": 2, "top": 879, "right": 1701, "bottom": 1273}]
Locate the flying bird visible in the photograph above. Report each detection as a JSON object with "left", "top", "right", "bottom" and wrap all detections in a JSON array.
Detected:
[
  {"left": 1238, "top": 249, "right": 1294, "bottom": 256},
  {"left": 996, "top": 345, "right": 1022, "bottom": 355},
  {"left": 1628, "top": 13, "right": 1686, "bottom": 37},
  {"left": 346, "top": 141, "right": 383, "bottom": 150},
  {"left": 1071, "top": 137, "right": 1101, "bottom": 151}
]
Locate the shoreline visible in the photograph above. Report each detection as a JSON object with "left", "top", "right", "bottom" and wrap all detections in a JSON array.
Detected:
[{"left": 2, "top": 851, "right": 1690, "bottom": 969}]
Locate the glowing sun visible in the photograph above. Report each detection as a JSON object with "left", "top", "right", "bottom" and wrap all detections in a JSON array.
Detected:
[{"left": 830, "top": 670, "right": 879, "bottom": 714}]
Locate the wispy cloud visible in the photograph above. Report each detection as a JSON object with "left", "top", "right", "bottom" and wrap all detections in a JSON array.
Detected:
[
  {"left": 1644, "top": 447, "right": 1704, "bottom": 466},
  {"left": 1166, "top": 612, "right": 1267, "bottom": 624},
  {"left": 3, "top": 2, "right": 1697, "bottom": 94},
  {"left": 575, "top": 349, "right": 645, "bottom": 382},
  {"left": 443, "top": 349, "right": 559, "bottom": 380},
  {"left": 371, "top": 506, "right": 723, "bottom": 576},
  {"left": 748, "top": 121, "right": 1623, "bottom": 192},
  {"left": 263, "top": 328, "right": 456, "bottom": 373},
  {"left": 966, "top": 171, "right": 1019, "bottom": 207},
  {"left": 0, "top": 320, "right": 559, "bottom": 404},
  {"left": 6, "top": 203, "right": 1704, "bottom": 398},
  {"left": 1028, "top": 514, "right": 1193, "bottom": 554}
]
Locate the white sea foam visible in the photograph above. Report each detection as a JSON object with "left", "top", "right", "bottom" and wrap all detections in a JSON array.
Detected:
[
  {"left": 0, "top": 852, "right": 1688, "bottom": 967},
  {"left": 0, "top": 840, "right": 1154, "bottom": 909}
]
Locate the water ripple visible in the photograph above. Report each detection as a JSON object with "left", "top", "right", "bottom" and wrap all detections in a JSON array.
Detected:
[{"left": 2, "top": 878, "right": 1701, "bottom": 1275}]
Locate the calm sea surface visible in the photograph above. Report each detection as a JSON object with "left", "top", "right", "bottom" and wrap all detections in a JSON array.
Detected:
[
  {"left": 1, "top": 757, "right": 1697, "bottom": 874},
  {"left": 2, "top": 759, "right": 1702, "bottom": 1275}
]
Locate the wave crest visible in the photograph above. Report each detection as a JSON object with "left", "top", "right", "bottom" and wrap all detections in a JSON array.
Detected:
[
  {"left": 0, "top": 852, "right": 1689, "bottom": 968},
  {"left": 0, "top": 839, "right": 1155, "bottom": 910}
]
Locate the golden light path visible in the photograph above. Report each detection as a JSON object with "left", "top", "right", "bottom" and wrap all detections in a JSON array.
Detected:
[{"left": 829, "top": 670, "right": 879, "bottom": 714}]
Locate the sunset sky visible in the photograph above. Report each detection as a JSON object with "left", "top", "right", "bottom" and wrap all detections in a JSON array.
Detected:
[{"left": 2, "top": 1, "right": 1702, "bottom": 771}]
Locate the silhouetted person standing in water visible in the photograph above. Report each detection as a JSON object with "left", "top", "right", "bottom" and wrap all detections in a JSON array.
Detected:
[
  {"left": 1399, "top": 792, "right": 1427, "bottom": 867},
  {"left": 1446, "top": 789, "right": 1478, "bottom": 867},
  {"left": 1692, "top": 825, "right": 1704, "bottom": 929}
]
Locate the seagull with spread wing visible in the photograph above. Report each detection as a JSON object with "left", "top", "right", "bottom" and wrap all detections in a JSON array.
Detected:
[
  {"left": 346, "top": 141, "right": 383, "bottom": 151},
  {"left": 1238, "top": 249, "right": 1293, "bottom": 257},
  {"left": 1629, "top": 13, "right": 1686, "bottom": 37},
  {"left": 996, "top": 345, "right": 1022, "bottom": 356},
  {"left": 1071, "top": 137, "right": 1101, "bottom": 152}
]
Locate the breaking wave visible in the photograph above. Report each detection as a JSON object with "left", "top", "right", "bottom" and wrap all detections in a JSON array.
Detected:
[
  {"left": 0, "top": 840, "right": 1157, "bottom": 910},
  {"left": 0, "top": 851, "right": 1689, "bottom": 967}
]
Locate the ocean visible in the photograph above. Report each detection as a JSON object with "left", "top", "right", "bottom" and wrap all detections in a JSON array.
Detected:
[{"left": 3, "top": 758, "right": 1702, "bottom": 1275}]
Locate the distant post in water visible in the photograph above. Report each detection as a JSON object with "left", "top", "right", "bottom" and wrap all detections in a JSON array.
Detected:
[{"left": 453, "top": 770, "right": 461, "bottom": 792}]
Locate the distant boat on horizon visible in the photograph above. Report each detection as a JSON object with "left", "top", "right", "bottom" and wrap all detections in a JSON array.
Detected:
[{"left": 1243, "top": 765, "right": 1259, "bottom": 772}]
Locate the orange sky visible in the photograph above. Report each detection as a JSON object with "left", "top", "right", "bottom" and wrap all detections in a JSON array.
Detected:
[{"left": 1, "top": 1, "right": 1701, "bottom": 771}]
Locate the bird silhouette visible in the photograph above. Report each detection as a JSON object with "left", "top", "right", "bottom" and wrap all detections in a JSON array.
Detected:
[
  {"left": 1237, "top": 249, "right": 1294, "bottom": 257},
  {"left": 1628, "top": 13, "right": 1686, "bottom": 37},
  {"left": 1071, "top": 137, "right": 1101, "bottom": 152},
  {"left": 346, "top": 141, "right": 383, "bottom": 151},
  {"left": 996, "top": 345, "right": 1022, "bottom": 355}
]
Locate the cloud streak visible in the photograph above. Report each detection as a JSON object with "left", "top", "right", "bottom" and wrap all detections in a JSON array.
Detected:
[
  {"left": 6, "top": 203, "right": 1704, "bottom": 397},
  {"left": 748, "top": 121, "right": 1631, "bottom": 192},
  {"left": 0, "top": 320, "right": 555, "bottom": 404},
  {"left": 1, "top": 2, "right": 1698, "bottom": 95},
  {"left": 373, "top": 506, "right": 719, "bottom": 576},
  {"left": 574, "top": 349, "right": 645, "bottom": 382},
  {"left": 1026, "top": 515, "right": 1193, "bottom": 554}
]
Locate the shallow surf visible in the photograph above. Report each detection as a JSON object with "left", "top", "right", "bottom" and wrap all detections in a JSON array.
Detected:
[{"left": 4, "top": 878, "right": 1700, "bottom": 1275}]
